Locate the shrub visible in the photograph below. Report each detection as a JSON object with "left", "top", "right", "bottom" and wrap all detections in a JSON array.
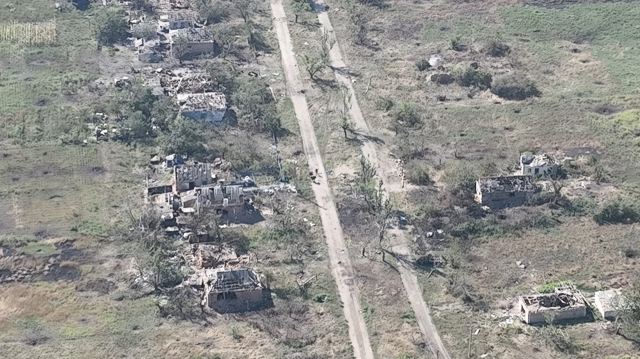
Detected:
[
  {"left": 444, "top": 161, "right": 477, "bottom": 190},
  {"left": 593, "top": 200, "right": 640, "bottom": 225},
  {"left": 393, "top": 102, "right": 421, "bottom": 127},
  {"left": 406, "top": 161, "right": 430, "bottom": 185},
  {"left": 487, "top": 41, "right": 510, "bottom": 57},
  {"left": 415, "top": 58, "right": 430, "bottom": 71},
  {"left": 375, "top": 96, "right": 394, "bottom": 112},
  {"left": 491, "top": 74, "right": 540, "bottom": 100},
  {"left": 454, "top": 66, "right": 492, "bottom": 90}
]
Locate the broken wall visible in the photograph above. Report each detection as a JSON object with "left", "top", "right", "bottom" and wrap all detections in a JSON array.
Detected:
[{"left": 209, "top": 288, "right": 267, "bottom": 313}]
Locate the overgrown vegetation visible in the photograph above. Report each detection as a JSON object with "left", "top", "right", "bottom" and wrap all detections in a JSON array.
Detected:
[
  {"left": 93, "top": 6, "right": 129, "bottom": 47},
  {"left": 490, "top": 73, "right": 540, "bottom": 100},
  {"left": 593, "top": 199, "right": 640, "bottom": 225}
]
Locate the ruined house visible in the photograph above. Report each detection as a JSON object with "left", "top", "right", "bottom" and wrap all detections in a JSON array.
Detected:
[
  {"left": 196, "top": 185, "right": 244, "bottom": 210},
  {"left": 520, "top": 154, "right": 558, "bottom": 177},
  {"left": 166, "top": 12, "right": 196, "bottom": 30},
  {"left": 170, "top": 27, "right": 215, "bottom": 58},
  {"left": 177, "top": 92, "right": 227, "bottom": 123},
  {"left": 165, "top": 154, "right": 184, "bottom": 167},
  {"left": 595, "top": 289, "right": 623, "bottom": 320},
  {"left": 206, "top": 268, "right": 267, "bottom": 313},
  {"left": 173, "top": 163, "right": 213, "bottom": 192},
  {"left": 519, "top": 286, "right": 587, "bottom": 324},
  {"left": 475, "top": 175, "right": 538, "bottom": 209}
]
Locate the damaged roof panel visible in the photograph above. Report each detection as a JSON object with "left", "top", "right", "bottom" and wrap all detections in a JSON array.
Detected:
[{"left": 177, "top": 92, "right": 226, "bottom": 112}]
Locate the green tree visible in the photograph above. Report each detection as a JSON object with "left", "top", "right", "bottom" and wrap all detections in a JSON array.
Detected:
[
  {"left": 207, "top": 60, "right": 237, "bottom": 93},
  {"left": 233, "top": 78, "right": 282, "bottom": 138},
  {"left": 393, "top": 102, "right": 421, "bottom": 127},
  {"left": 193, "top": 0, "right": 229, "bottom": 23},
  {"left": 615, "top": 290, "right": 640, "bottom": 342},
  {"left": 301, "top": 53, "right": 327, "bottom": 80},
  {"left": 211, "top": 23, "right": 238, "bottom": 59},
  {"left": 93, "top": 6, "right": 129, "bottom": 48},
  {"left": 122, "top": 111, "right": 149, "bottom": 139},
  {"left": 172, "top": 34, "right": 190, "bottom": 63},
  {"left": 340, "top": 115, "right": 354, "bottom": 139},
  {"left": 292, "top": 0, "right": 311, "bottom": 23},
  {"left": 159, "top": 117, "right": 206, "bottom": 157}
]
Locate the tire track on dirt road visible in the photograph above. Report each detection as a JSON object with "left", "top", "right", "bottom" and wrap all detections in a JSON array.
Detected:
[
  {"left": 313, "top": 1, "right": 452, "bottom": 358},
  {"left": 270, "top": 1, "right": 375, "bottom": 358}
]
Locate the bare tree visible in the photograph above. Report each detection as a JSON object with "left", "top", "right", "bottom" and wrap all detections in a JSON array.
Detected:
[{"left": 234, "top": 0, "right": 258, "bottom": 23}]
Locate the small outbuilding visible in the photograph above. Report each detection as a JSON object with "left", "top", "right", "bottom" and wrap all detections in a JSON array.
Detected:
[
  {"left": 595, "top": 289, "right": 623, "bottom": 320},
  {"left": 520, "top": 154, "right": 558, "bottom": 177}
]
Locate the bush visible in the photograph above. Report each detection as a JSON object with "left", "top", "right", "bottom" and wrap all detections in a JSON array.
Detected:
[
  {"left": 593, "top": 200, "right": 640, "bottom": 225},
  {"left": 491, "top": 74, "right": 540, "bottom": 100},
  {"left": 375, "top": 96, "right": 394, "bottom": 112},
  {"left": 415, "top": 58, "right": 430, "bottom": 71},
  {"left": 486, "top": 41, "right": 510, "bottom": 57},
  {"left": 406, "top": 161, "right": 430, "bottom": 185},
  {"left": 454, "top": 66, "right": 492, "bottom": 90},
  {"left": 393, "top": 102, "right": 421, "bottom": 127},
  {"left": 444, "top": 161, "right": 477, "bottom": 190}
]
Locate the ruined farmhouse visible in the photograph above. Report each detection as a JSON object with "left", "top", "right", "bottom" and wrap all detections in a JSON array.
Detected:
[
  {"left": 206, "top": 268, "right": 268, "bottom": 313},
  {"left": 519, "top": 286, "right": 587, "bottom": 324},
  {"left": 475, "top": 175, "right": 539, "bottom": 209},
  {"left": 173, "top": 163, "right": 213, "bottom": 192},
  {"left": 170, "top": 27, "right": 215, "bottom": 58},
  {"left": 177, "top": 92, "right": 227, "bottom": 123}
]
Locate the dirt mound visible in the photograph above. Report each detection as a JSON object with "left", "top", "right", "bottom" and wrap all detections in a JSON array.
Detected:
[
  {"left": 593, "top": 104, "right": 621, "bottom": 115},
  {"left": 75, "top": 278, "right": 115, "bottom": 294},
  {"left": 430, "top": 73, "right": 454, "bottom": 85},
  {"left": 33, "top": 98, "right": 50, "bottom": 106}
]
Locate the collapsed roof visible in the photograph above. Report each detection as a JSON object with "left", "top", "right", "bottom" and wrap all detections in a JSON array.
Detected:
[
  {"left": 521, "top": 153, "right": 558, "bottom": 167},
  {"left": 171, "top": 27, "right": 214, "bottom": 43},
  {"left": 477, "top": 175, "right": 536, "bottom": 193},
  {"left": 177, "top": 92, "right": 226, "bottom": 112}
]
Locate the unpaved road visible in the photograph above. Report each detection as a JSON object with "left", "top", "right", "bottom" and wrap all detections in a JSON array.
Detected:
[
  {"left": 314, "top": 1, "right": 452, "bottom": 358},
  {"left": 270, "top": 1, "right": 375, "bottom": 358}
]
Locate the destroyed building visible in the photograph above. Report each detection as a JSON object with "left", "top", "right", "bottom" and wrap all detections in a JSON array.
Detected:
[
  {"left": 475, "top": 175, "right": 538, "bottom": 209},
  {"left": 206, "top": 268, "right": 267, "bottom": 313},
  {"left": 519, "top": 286, "right": 587, "bottom": 324},
  {"left": 195, "top": 185, "right": 244, "bottom": 210},
  {"left": 177, "top": 92, "right": 227, "bottom": 123},
  {"left": 520, "top": 154, "right": 558, "bottom": 177},
  {"left": 173, "top": 163, "right": 213, "bottom": 192},
  {"left": 164, "top": 12, "right": 196, "bottom": 30},
  {"left": 170, "top": 27, "right": 215, "bottom": 57},
  {"left": 595, "top": 289, "right": 623, "bottom": 320}
]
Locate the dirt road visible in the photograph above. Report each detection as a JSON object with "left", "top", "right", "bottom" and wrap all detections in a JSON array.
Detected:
[
  {"left": 270, "top": 1, "right": 375, "bottom": 358},
  {"left": 314, "top": 2, "right": 452, "bottom": 358}
]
